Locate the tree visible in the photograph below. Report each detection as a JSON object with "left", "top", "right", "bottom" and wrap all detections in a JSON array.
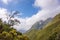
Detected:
[
  {"left": 0, "top": 11, "right": 29, "bottom": 40},
  {"left": 7, "top": 11, "right": 20, "bottom": 26}
]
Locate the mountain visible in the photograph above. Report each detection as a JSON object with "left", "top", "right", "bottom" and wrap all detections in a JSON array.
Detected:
[
  {"left": 19, "top": 29, "right": 26, "bottom": 33},
  {"left": 30, "top": 18, "right": 52, "bottom": 30},
  {"left": 25, "top": 13, "right": 60, "bottom": 40}
]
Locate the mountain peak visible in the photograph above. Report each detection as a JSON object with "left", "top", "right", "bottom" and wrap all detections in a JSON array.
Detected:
[{"left": 30, "top": 17, "right": 52, "bottom": 30}]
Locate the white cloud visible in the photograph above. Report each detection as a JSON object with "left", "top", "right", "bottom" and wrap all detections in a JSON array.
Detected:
[
  {"left": 1, "top": 0, "right": 12, "bottom": 4},
  {"left": 0, "top": 8, "right": 9, "bottom": 22},
  {"left": 1, "top": 0, "right": 18, "bottom": 5},
  {"left": 34, "top": 0, "right": 60, "bottom": 9},
  {"left": 0, "top": 8, "right": 7, "bottom": 18},
  {"left": 33, "top": 0, "right": 60, "bottom": 20}
]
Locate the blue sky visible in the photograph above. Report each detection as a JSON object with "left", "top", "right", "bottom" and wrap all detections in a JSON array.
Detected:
[
  {"left": 0, "top": 0, "right": 60, "bottom": 32},
  {"left": 0, "top": 0, "right": 40, "bottom": 18}
]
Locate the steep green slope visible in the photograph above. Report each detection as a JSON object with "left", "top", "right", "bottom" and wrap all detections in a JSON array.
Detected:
[{"left": 26, "top": 14, "right": 60, "bottom": 40}]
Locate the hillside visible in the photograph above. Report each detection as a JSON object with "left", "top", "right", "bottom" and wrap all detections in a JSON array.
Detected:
[
  {"left": 26, "top": 14, "right": 60, "bottom": 40},
  {"left": 0, "top": 19, "right": 29, "bottom": 40}
]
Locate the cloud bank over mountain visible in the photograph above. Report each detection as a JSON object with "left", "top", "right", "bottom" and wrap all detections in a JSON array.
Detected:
[{"left": 0, "top": 0, "right": 60, "bottom": 32}]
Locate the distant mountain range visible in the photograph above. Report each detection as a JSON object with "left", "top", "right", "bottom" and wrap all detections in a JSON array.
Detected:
[{"left": 19, "top": 29, "right": 26, "bottom": 33}]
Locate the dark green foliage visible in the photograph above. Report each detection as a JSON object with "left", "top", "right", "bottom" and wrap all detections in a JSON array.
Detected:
[
  {"left": 49, "top": 32, "right": 60, "bottom": 40},
  {"left": 49, "top": 32, "right": 57, "bottom": 40}
]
